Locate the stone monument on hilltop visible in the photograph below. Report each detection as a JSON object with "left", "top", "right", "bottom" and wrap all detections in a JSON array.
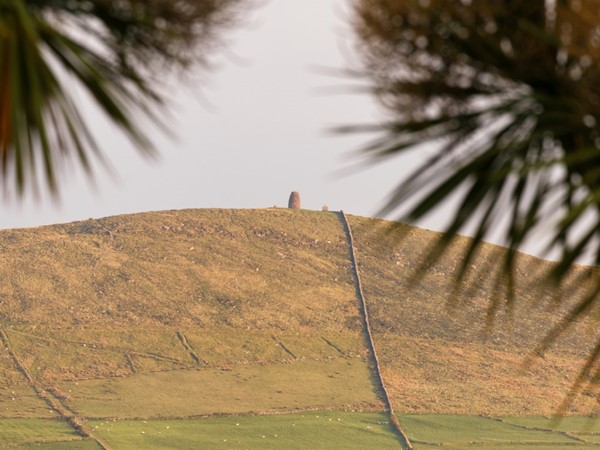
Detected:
[{"left": 288, "top": 191, "right": 301, "bottom": 209}]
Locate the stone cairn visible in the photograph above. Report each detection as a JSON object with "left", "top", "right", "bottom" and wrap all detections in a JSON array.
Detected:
[
  {"left": 322, "top": 204, "right": 329, "bottom": 212},
  {"left": 288, "top": 191, "right": 301, "bottom": 209}
]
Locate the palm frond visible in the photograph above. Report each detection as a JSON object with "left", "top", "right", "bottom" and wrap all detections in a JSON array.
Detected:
[
  {"left": 0, "top": 0, "right": 245, "bottom": 195},
  {"left": 349, "top": 0, "right": 600, "bottom": 402}
]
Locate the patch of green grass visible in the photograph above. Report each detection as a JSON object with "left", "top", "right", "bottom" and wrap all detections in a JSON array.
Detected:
[
  {"left": 572, "top": 435, "right": 600, "bottom": 444},
  {"left": 5, "top": 329, "right": 366, "bottom": 383},
  {"left": 184, "top": 332, "right": 293, "bottom": 365},
  {"left": 271, "top": 334, "right": 364, "bottom": 360},
  {"left": 89, "top": 411, "right": 401, "bottom": 449},
  {"left": 501, "top": 416, "right": 600, "bottom": 444},
  {"left": 0, "top": 419, "right": 81, "bottom": 447},
  {"left": 502, "top": 416, "right": 600, "bottom": 433},
  {"left": 61, "top": 359, "right": 380, "bottom": 419},
  {"left": 399, "top": 415, "right": 577, "bottom": 446},
  {"left": 19, "top": 439, "right": 102, "bottom": 449},
  {"left": 415, "top": 445, "right": 600, "bottom": 450},
  {"left": 37, "top": 328, "right": 192, "bottom": 365}
]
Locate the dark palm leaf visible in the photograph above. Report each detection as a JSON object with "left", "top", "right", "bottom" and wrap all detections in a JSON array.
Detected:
[
  {"left": 0, "top": 0, "right": 243, "bottom": 195},
  {"left": 348, "top": 0, "right": 600, "bottom": 392}
]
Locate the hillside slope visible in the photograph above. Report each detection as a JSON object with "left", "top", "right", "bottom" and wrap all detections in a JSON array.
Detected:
[
  {"left": 0, "top": 209, "right": 357, "bottom": 331},
  {"left": 348, "top": 215, "right": 600, "bottom": 415},
  {"left": 0, "top": 207, "right": 597, "bottom": 427},
  {"left": 0, "top": 209, "right": 381, "bottom": 433}
]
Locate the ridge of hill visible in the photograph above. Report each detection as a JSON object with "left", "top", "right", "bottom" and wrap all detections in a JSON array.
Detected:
[{"left": 0, "top": 207, "right": 598, "bottom": 430}]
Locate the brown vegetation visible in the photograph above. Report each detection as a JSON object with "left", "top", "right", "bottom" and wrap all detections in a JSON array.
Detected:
[
  {"left": 348, "top": 215, "right": 600, "bottom": 415},
  {"left": 0, "top": 208, "right": 598, "bottom": 421}
]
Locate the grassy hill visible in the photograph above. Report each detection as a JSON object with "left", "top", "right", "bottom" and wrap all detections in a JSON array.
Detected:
[
  {"left": 348, "top": 216, "right": 599, "bottom": 416},
  {"left": 0, "top": 208, "right": 598, "bottom": 449}
]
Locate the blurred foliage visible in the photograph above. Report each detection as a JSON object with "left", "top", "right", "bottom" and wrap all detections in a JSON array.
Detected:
[
  {"left": 0, "top": 0, "right": 244, "bottom": 195},
  {"left": 349, "top": 0, "right": 600, "bottom": 355}
]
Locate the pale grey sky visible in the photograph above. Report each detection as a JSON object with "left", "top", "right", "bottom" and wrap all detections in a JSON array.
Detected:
[
  {"left": 2, "top": 0, "right": 422, "bottom": 229},
  {"left": 1, "top": 0, "right": 555, "bottom": 259}
]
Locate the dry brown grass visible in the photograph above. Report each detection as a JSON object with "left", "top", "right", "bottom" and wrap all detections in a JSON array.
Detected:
[
  {"left": 0, "top": 209, "right": 357, "bottom": 332},
  {"left": 0, "top": 342, "right": 56, "bottom": 418},
  {"left": 0, "top": 209, "right": 379, "bottom": 421},
  {"left": 348, "top": 214, "right": 600, "bottom": 415},
  {"left": 379, "top": 336, "right": 594, "bottom": 415},
  {"left": 58, "top": 359, "right": 381, "bottom": 419},
  {"left": 0, "top": 207, "right": 598, "bottom": 420}
]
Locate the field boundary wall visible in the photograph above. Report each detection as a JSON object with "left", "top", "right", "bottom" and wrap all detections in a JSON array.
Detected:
[
  {"left": 339, "top": 211, "right": 413, "bottom": 450},
  {"left": 0, "top": 329, "right": 112, "bottom": 450}
]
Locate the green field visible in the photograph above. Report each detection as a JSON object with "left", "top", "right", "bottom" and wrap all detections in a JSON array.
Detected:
[
  {"left": 502, "top": 416, "right": 600, "bottom": 445},
  {"left": 0, "top": 419, "right": 88, "bottom": 448},
  {"left": 7, "top": 414, "right": 600, "bottom": 449},
  {"left": 88, "top": 412, "right": 400, "bottom": 450},
  {"left": 19, "top": 442, "right": 101, "bottom": 450},
  {"left": 400, "top": 414, "right": 600, "bottom": 449},
  {"left": 0, "top": 414, "right": 401, "bottom": 449}
]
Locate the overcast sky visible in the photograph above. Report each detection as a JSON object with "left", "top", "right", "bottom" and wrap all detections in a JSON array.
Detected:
[
  {"left": 3, "top": 0, "right": 424, "bottom": 229},
  {"left": 3, "top": 0, "right": 552, "bottom": 258}
]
